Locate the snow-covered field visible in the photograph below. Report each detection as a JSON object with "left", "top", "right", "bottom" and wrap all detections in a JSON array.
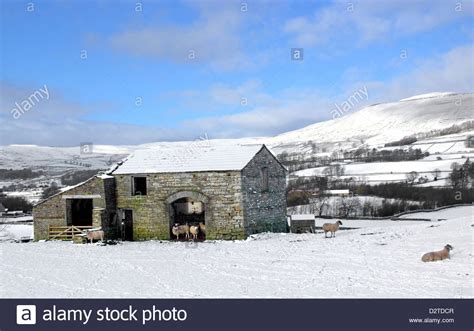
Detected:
[
  {"left": 293, "top": 155, "right": 470, "bottom": 185},
  {"left": 295, "top": 158, "right": 464, "bottom": 177},
  {"left": 0, "top": 206, "right": 472, "bottom": 298},
  {"left": 0, "top": 223, "right": 33, "bottom": 242},
  {"left": 3, "top": 190, "right": 43, "bottom": 204},
  {"left": 287, "top": 196, "right": 421, "bottom": 217}
]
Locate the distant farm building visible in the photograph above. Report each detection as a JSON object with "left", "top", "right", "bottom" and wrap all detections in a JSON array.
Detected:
[
  {"left": 287, "top": 214, "right": 315, "bottom": 233},
  {"left": 322, "top": 189, "right": 351, "bottom": 196},
  {"left": 33, "top": 144, "right": 288, "bottom": 241}
]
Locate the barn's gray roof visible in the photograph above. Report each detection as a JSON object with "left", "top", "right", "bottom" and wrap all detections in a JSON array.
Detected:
[{"left": 111, "top": 144, "right": 274, "bottom": 175}]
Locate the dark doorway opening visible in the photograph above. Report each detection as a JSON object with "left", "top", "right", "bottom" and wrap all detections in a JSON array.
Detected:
[
  {"left": 170, "top": 197, "right": 205, "bottom": 241},
  {"left": 122, "top": 209, "right": 133, "bottom": 241},
  {"left": 70, "top": 199, "right": 93, "bottom": 226}
]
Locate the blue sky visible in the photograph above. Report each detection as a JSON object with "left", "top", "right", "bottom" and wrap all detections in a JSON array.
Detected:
[{"left": 1, "top": 0, "right": 473, "bottom": 146}]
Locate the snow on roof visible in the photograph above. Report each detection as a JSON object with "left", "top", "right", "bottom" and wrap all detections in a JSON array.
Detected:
[
  {"left": 111, "top": 144, "right": 267, "bottom": 174},
  {"left": 290, "top": 214, "right": 315, "bottom": 221},
  {"left": 97, "top": 174, "right": 115, "bottom": 179},
  {"left": 324, "top": 189, "right": 350, "bottom": 195}
]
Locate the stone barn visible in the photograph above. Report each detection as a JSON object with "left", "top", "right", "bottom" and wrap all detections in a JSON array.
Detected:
[{"left": 33, "top": 144, "right": 288, "bottom": 241}]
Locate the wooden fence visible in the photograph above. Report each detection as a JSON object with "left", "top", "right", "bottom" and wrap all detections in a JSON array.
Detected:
[{"left": 48, "top": 225, "right": 93, "bottom": 240}]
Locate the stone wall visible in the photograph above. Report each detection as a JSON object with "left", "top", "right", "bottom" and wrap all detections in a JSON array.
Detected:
[
  {"left": 114, "top": 171, "right": 245, "bottom": 240},
  {"left": 241, "top": 147, "right": 288, "bottom": 235},
  {"left": 33, "top": 176, "right": 115, "bottom": 240},
  {"left": 289, "top": 219, "right": 315, "bottom": 233}
]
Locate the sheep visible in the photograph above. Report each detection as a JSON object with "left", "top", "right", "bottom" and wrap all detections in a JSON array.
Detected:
[
  {"left": 421, "top": 244, "right": 453, "bottom": 262},
  {"left": 322, "top": 220, "right": 343, "bottom": 238},
  {"left": 189, "top": 224, "right": 200, "bottom": 240},
  {"left": 199, "top": 222, "right": 206, "bottom": 235},
  {"left": 171, "top": 223, "right": 190, "bottom": 240},
  {"left": 86, "top": 229, "right": 104, "bottom": 243}
]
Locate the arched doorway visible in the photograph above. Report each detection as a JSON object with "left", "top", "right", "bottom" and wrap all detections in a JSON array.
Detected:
[{"left": 166, "top": 191, "right": 209, "bottom": 241}]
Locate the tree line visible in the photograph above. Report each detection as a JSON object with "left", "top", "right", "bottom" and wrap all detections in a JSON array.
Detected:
[{"left": 0, "top": 168, "right": 44, "bottom": 180}]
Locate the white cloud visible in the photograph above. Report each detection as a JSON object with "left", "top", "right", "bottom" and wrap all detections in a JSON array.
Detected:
[
  {"left": 109, "top": 3, "right": 249, "bottom": 70},
  {"left": 158, "top": 80, "right": 279, "bottom": 115},
  {"left": 1, "top": 45, "right": 472, "bottom": 146},
  {"left": 283, "top": 1, "right": 473, "bottom": 47},
  {"left": 179, "top": 44, "right": 474, "bottom": 138},
  {"left": 364, "top": 45, "right": 474, "bottom": 101},
  {"left": 0, "top": 83, "right": 182, "bottom": 146}
]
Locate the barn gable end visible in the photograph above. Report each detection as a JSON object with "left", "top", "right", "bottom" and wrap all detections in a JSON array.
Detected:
[{"left": 241, "top": 146, "right": 288, "bottom": 235}]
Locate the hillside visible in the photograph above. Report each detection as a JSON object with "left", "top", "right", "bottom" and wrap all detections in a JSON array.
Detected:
[
  {"left": 1, "top": 93, "right": 473, "bottom": 166},
  {"left": 0, "top": 92, "right": 473, "bottom": 199},
  {"left": 270, "top": 92, "right": 472, "bottom": 148}
]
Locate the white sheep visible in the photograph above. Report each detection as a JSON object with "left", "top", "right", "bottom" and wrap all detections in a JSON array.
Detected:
[
  {"left": 189, "top": 224, "right": 200, "bottom": 240},
  {"left": 86, "top": 229, "right": 104, "bottom": 243},
  {"left": 421, "top": 244, "right": 453, "bottom": 262},
  {"left": 171, "top": 223, "right": 190, "bottom": 240},
  {"left": 322, "top": 220, "right": 343, "bottom": 238}
]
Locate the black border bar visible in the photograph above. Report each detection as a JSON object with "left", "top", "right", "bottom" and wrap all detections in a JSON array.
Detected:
[{"left": 1, "top": 299, "right": 472, "bottom": 331}]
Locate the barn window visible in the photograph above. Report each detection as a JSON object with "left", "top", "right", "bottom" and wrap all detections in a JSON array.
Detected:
[
  {"left": 261, "top": 167, "right": 269, "bottom": 192},
  {"left": 132, "top": 176, "right": 147, "bottom": 196}
]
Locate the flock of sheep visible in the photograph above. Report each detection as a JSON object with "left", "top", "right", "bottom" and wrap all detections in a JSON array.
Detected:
[
  {"left": 87, "top": 219, "right": 453, "bottom": 263},
  {"left": 172, "top": 222, "right": 206, "bottom": 241},
  {"left": 321, "top": 220, "right": 453, "bottom": 262}
]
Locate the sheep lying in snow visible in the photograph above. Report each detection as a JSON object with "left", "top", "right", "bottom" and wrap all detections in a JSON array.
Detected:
[
  {"left": 172, "top": 223, "right": 190, "bottom": 240},
  {"left": 199, "top": 222, "right": 206, "bottom": 235},
  {"left": 322, "top": 220, "right": 343, "bottom": 238},
  {"left": 421, "top": 244, "right": 453, "bottom": 262},
  {"left": 189, "top": 225, "right": 200, "bottom": 240},
  {"left": 86, "top": 229, "right": 104, "bottom": 243}
]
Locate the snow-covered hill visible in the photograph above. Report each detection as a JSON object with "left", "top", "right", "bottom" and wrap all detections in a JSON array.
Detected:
[
  {"left": 269, "top": 92, "right": 472, "bottom": 147},
  {"left": 0, "top": 92, "right": 472, "bottom": 177}
]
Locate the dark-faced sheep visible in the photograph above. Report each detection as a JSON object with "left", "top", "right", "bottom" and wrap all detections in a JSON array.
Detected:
[
  {"left": 322, "top": 220, "right": 343, "bottom": 238},
  {"left": 172, "top": 223, "right": 190, "bottom": 240},
  {"left": 199, "top": 222, "right": 206, "bottom": 235},
  {"left": 421, "top": 244, "right": 453, "bottom": 262}
]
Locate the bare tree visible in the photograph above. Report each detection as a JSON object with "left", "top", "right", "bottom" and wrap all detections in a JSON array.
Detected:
[
  {"left": 406, "top": 171, "right": 418, "bottom": 185},
  {"left": 309, "top": 196, "right": 330, "bottom": 216},
  {"left": 323, "top": 164, "right": 345, "bottom": 178},
  {"left": 465, "top": 135, "right": 474, "bottom": 148},
  {"left": 0, "top": 215, "right": 8, "bottom": 242},
  {"left": 362, "top": 200, "right": 375, "bottom": 216},
  {"left": 431, "top": 168, "right": 441, "bottom": 180},
  {"left": 337, "top": 196, "right": 361, "bottom": 217}
]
